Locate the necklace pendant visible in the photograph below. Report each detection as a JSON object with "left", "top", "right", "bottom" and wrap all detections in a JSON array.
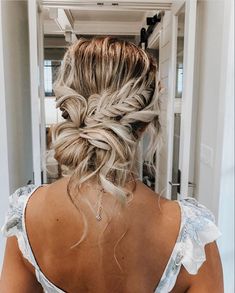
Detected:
[
  {"left": 96, "top": 214, "right": 102, "bottom": 221},
  {"left": 96, "top": 206, "right": 102, "bottom": 221}
]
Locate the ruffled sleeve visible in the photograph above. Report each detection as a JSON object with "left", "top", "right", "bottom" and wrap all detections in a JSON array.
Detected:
[
  {"left": 178, "top": 197, "right": 222, "bottom": 275},
  {"left": 1, "top": 184, "right": 37, "bottom": 238}
]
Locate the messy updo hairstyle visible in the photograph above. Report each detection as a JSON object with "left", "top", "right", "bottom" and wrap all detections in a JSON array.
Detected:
[{"left": 51, "top": 36, "right": 161, "bottom": 202}]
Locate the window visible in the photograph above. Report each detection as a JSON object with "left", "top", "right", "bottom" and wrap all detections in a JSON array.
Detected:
[{"left": 44, "top": 60, "right": 61, "bottom": 96}]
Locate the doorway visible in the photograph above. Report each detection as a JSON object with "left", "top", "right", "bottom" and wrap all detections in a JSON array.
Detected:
[{"left": 28, "top": 0, "right": 197, "bottom": 200}]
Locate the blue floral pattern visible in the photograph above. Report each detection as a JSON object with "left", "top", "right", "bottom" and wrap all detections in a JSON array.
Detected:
[{"left": 155, "top": 197, "right": 222, "bottom": 292}]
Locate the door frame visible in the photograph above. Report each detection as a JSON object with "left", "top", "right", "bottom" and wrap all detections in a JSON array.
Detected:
[
  {"left": 28, "top": 0, "right": 45, "bottom": 185},
  {"left": 166, "top": 0, "right": 197, "bottom": 199},
  {"left": 38, "top": 5, "right": 47, "bottom": 184},
  {"left": 146, "top": 22, "right": 161, "bottom": 193}
]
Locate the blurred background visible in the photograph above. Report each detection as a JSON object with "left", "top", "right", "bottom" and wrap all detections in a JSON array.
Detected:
[{"left": 0, "top": 0, "right": 234, "bottom": 291}]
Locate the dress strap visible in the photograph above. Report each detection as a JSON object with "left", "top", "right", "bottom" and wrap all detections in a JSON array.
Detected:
[
  {"left": 1, "top": 184, "right": 42, "bottom": 268},
  {"left": 155, "top": 197, "right": 222, "bottom": 292},
  {"left": 154, "top": 200, "right": 185, "bottom": 293}
]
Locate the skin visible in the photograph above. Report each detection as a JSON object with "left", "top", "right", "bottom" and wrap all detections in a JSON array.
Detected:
[{"left": 0, "top": 178, "right": 224, "bottom": 293}]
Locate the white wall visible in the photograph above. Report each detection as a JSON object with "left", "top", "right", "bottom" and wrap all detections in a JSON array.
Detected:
[
  {"left": 194, "top": 0, "right": 225, "bottom": 216},
  {"left": 0, "top": 0, "right": 33, "bottom": 269},
  {"left": 217, "top": 50, "right": 234, "bottom": 292},
  {"left": 216, "top": 1, "right": 234, "bottom": 292},
  {"left": 194, "top": 1, "right": 234, "bottom": 292},
  {"left": 0, "top": 0, "right": 10, "bottom": 272},
  {"left": 1, "top": 0, "right": 33, "bottom": 192}
]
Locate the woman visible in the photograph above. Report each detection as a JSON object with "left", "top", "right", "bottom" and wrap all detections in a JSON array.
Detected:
[{"left": 0, "top": 36, "right": 223, "bottom": 292}]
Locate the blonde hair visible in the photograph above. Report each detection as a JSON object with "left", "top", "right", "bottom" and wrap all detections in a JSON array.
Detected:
[{"left": 51, "top": 36, "right": 161, "bottom": 202}]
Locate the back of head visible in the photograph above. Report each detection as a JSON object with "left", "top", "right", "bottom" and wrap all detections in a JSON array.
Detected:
[{"left": 51, "top": 36, "right": 161, "bottom": 200}]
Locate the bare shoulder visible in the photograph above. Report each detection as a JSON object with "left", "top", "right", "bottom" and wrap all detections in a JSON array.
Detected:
[
  {"left": 25, "top": 178, "right": 84, "bottom": 251},
  {"left": 135, "top": 181, "right": 182, "bottom": 251},
  {"left": 146, "top": 187, "right": 224, "bottom": 292},
  {"left": 27, "top": 178, "right": 71, "bottom": 219},
  {"left": 147, "top": 191, "right": 224, "bottom": 291},
  {"left": 155, "top": 194, "right": 182, "bottom": 245},
  {"left": 134, "top": 180, "right": 181, "bottom": 228}
]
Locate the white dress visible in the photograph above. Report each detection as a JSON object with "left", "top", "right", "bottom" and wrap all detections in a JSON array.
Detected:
[{"left": 1, "top": 184, "right": 222, "bottom": 293}]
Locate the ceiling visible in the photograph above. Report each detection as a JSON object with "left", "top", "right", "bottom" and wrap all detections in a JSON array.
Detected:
[
  {"left": 70, "top": 10, "right": 145, "bottom": 22},
  {"left": 42, "top": 0, "right": 172, "bottom": 45},
  {"left": 42, "top": 0, "right": 172, "bottom": 10}
]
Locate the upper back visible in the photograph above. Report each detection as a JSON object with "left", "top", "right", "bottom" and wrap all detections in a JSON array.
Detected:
[
  {"left": 25, "top": 178, "right": 184, "bottom": 292},
  {"left": 2, "top": 179, "right": 222, "bottom": 293}
]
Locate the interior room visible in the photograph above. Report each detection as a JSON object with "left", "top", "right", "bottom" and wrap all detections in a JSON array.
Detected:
[{"left": 0, "top": 1, "right": 234, "bottom": 292}]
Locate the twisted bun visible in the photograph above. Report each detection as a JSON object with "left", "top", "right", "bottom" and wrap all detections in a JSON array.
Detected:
[{"left": 51, "top": 36, "right": 161, "bottom": 200}]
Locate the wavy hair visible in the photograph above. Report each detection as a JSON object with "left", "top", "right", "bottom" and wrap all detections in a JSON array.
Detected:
[{"left": 51, "top": 36, "right": 161, "bottom": 203}]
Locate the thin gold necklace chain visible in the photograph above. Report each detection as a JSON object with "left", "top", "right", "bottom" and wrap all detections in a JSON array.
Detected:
[
  {"left": 93, "top": 176, "right": 140, "bottom": 221},
  {"left": 95, "top": 188, "right": 104, "bottom": 221}
]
